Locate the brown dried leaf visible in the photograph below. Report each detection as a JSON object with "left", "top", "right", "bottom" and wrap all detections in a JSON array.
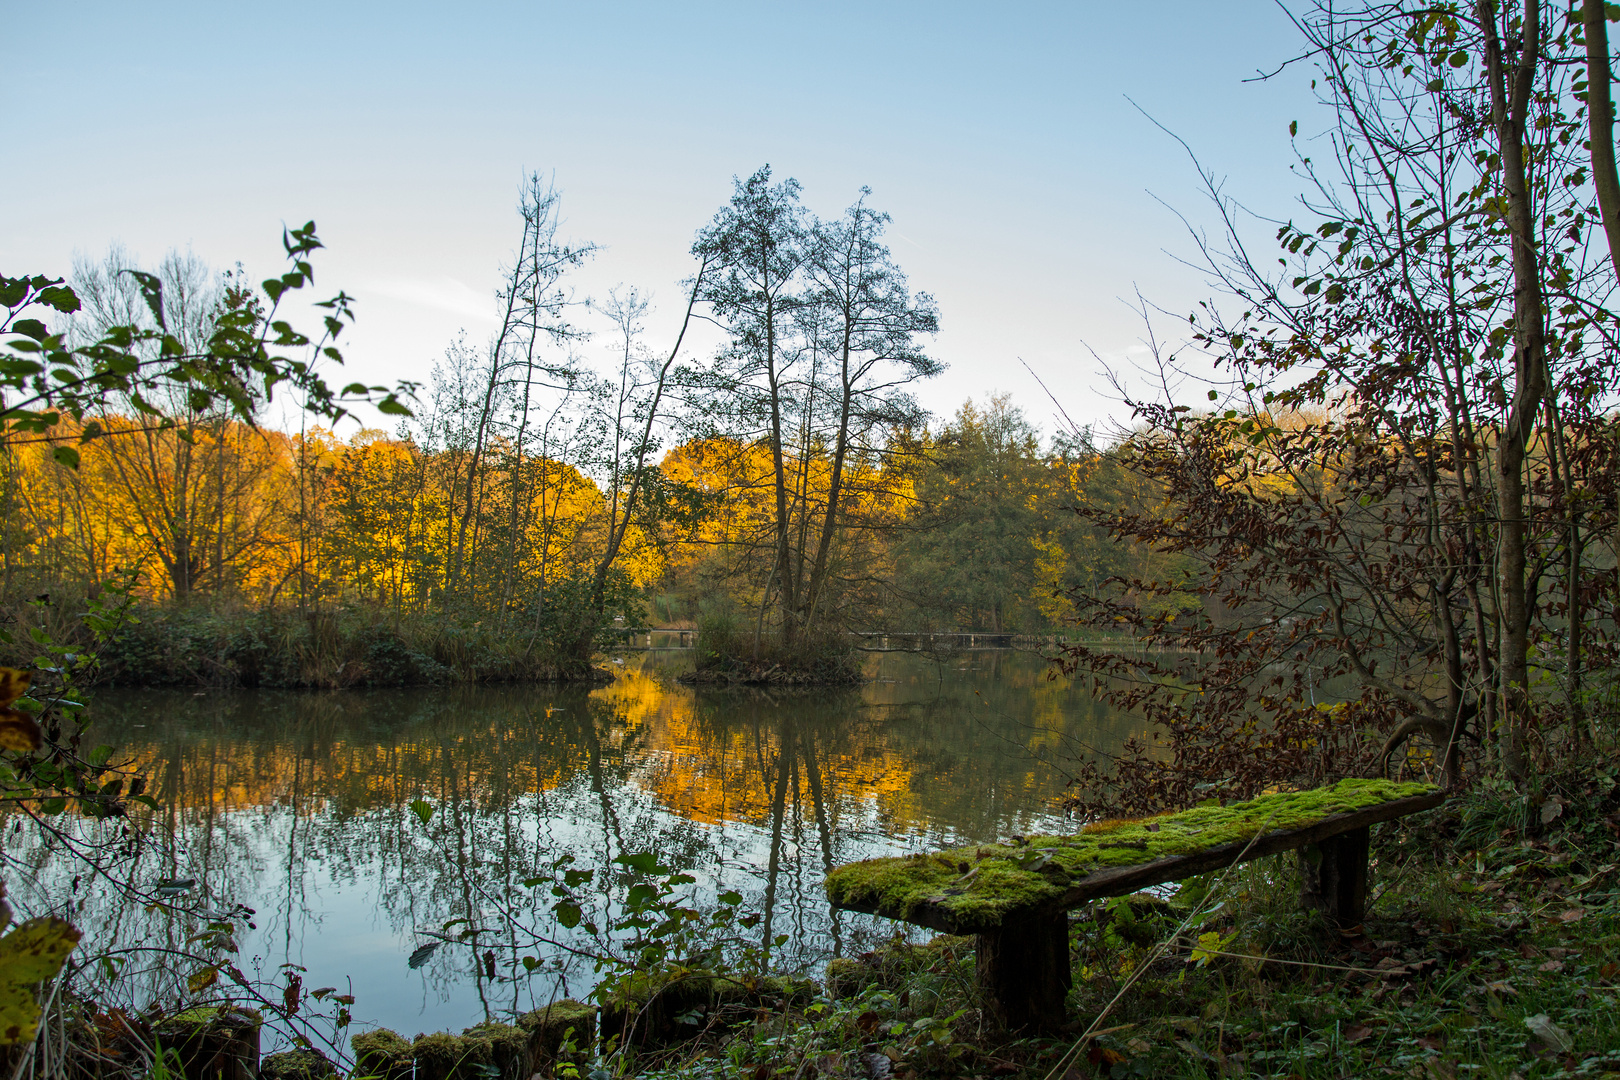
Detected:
[
  {"left": 0, "top": 670, "right": 30, "bottom": 709},
  {"left": 0, "top": 710, "right": 41, "bottom": 753}
]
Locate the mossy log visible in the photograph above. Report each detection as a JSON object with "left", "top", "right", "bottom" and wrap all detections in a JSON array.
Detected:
[
  {"left": 151, "top": 1006, "right": 262, "bottom": 1080},
  {"left": 826, "top": 779, "right": 1444, "bottom": 1031}
]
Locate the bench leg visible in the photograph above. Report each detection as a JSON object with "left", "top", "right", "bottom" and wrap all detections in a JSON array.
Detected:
[
  {"left": 1298, "top": 826, "right": 1370, "bottom": 927},
  {"left": 974, "top": 909, "right": 1071, "bottom": 1032}
]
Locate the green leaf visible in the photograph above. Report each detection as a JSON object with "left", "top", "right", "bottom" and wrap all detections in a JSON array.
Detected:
[
  {"left": 1288, "top": 120, "right": 1297, "bottom": 137},
  {"left": 616, "top": 851, "right": 661, "bottom": 874},
  {"left": 409, "top": 799, "right": 433, "bottom": 826},
  {"left": 554, "top": 902, "right": 582, "bottom": 929},
  {"left": 0, "top": 916, "right": 81, "bottom": 1045},
  {"left": 36, "top": 287, "right": 79, "bottom": 314},
  {"left": 121, "top": 270, "right": 167, "bottom": 331},
  {"left": 51, "top": 446, "right": 80, "bottom": 470}
]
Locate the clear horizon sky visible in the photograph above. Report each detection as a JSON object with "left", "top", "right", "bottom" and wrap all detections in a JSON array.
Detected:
[{"left": 6, "top": 2, "right": 1320, "bottom": 442}]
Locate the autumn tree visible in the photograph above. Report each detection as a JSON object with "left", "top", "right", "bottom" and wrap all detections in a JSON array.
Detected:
[
  {"left": 1056, "top": 0, "right": 1620, "bottom": 807},
  {"left": 688, "top": 168, "right": 940, "bottom": 656}
]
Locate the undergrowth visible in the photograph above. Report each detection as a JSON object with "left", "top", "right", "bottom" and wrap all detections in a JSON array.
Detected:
[
  {"left": 0, "top": 595, "right": 609, "bottom": 687},
  {"left": 598, "top": 765, "right": 1620, "bottom": 1079}
]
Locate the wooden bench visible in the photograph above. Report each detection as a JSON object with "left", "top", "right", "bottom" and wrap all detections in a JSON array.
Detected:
[{"left": 825, "top": 779, "right": 1444, "bottom": 1031}]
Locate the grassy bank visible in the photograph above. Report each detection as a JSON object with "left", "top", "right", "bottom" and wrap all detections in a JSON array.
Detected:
[
  {"left": 0, "top": 596, "right": 610, "bottom": 687},
  {"left": 5, "top": 767, "right": 1617, "bottom": 1080},
  {"left": 610, "top": 768, "right": 1620, "bottom": 1079}
]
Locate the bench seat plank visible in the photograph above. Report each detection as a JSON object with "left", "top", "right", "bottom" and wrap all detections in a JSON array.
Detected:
[{"left": 826, "top": 780, "right": 1442, "bottom": 935}]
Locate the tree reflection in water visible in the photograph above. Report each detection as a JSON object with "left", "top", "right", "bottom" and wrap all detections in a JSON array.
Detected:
[{"left": 2, "top": 650, "right": 1143, "bottom": 1041}]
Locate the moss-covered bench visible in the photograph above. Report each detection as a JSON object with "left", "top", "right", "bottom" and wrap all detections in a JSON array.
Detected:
[{"left": 824, "top": 778, "right": 1443, "bottom": 1031}]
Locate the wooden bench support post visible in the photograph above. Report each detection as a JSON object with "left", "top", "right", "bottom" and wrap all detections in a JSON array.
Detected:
[
  {"left": 1297, "top": 825, "right": 1370, "bottom": 927},
  {"left": 974, "top": 908, "right": 1071, "bottom": 1032}
]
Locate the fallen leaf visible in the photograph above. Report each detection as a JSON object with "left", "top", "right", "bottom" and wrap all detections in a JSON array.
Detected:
[
  {"left": 1342, "top": 1024, "right": 1373, "bottom": 1044},
  {"left": 1559, "top": 909, "right": 1585, "bottom": 923},
  {"left": 1125, "top": 1037, "right": 1154, "bottom": 1055},
  {"left": 1416, "top": 1034, "right": 1446, "bottom": 1051},
  {"left": 1522, "top": 1013, "right": 1572, "bottom": 1053},
  {"left": 1539, "top": 959, "right": 1565, "bottom": 973},
  {"left": 1485, "top": 980, "right": 1518, "bottom": 995},
  {"left": 1540, "top": 797, "right": 1564, "bottom": 825}
]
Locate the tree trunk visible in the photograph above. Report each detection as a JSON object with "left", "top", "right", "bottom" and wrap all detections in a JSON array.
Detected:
[{"left": 1481, "top": 0, "right": 1546, "bottom": 786}]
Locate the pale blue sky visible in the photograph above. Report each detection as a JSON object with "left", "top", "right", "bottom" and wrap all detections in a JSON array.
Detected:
[{"left": 5, "top": 1, "right": 1316, "bottom": 436}]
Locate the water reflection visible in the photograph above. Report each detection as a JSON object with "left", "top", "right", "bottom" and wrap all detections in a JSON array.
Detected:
[{"left": 3, "top": 649, "right": 1145, "bottom": 1041}]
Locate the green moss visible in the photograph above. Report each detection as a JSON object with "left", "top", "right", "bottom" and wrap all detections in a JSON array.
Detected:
[
  {"left": 261, "top": 1048, "right": 337, "bottom": 1080},
  {"left": 413, "top": 1031, "right": 495, "bottom": 1080},
  {"left": 824, "top": 935, "right": 975, "bottom": 999},
  {"left": 824, "top": 779, "right": 1437, "bottom": 930},
  {"left": 158, "top": 1005, "right": 261, "bottom": 1031},
  {"left": 351, "top": 1027, "right": 412, "bottom": 1080},
  {"left": 461, "top": 1021, "right": 529, "bottom": 1080},
  {"left": 517, "top": 999, "right": 597, "bottom": 1061},
  {"left": 824, "top": 957, "right": 870, "bottom": 999}
]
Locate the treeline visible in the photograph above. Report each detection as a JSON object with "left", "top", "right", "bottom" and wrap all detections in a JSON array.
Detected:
[
  {"left": 0, "top": 170, "right": 1194, "bottom": 684},
  {"left": 0, "top": 389, "right": 1186, "bottom": 669}
]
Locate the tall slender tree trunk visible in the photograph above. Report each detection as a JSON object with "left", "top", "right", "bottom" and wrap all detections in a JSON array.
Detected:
[{"left": 1481, "top": 0, "right": 1547, "bottom": 785}]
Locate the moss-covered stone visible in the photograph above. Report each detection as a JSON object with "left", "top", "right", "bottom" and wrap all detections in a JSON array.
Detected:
[
  {"left": 824, "top": 957, "right": 872, "bottom": 999},
  {"left": 460, "top": 1021, "right": 529, "bottom": 1080},
  {"left": 824, "top": 936, "right": 975, "bottom": 999},
  {"left": 351, "top": 1029, "right": 412, "bottom": 1080},
  {"left": 260, "top": 1048, "right": 337, "bottom": 1080},
  {"left": 412, "top": 1031, "right": 490, "bottom": 1080},
  {"left": 598, "top": 966, "right": 814, "bottom": 1047},
  {"left": 824, "top": 779, "right": 1438, "bottom": 930},
  {"left": 516, "top": 999, "right": 597, "bottom": 1061}
]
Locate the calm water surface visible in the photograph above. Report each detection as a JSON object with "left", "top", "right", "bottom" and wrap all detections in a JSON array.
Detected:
[{"left": 7, "top": 647, "right": 1143, "bottom": 1044}]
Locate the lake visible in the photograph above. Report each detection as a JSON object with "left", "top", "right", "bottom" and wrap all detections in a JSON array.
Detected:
[{"left": 5, "top": 645, "right": 1144, "bottom": 1047}]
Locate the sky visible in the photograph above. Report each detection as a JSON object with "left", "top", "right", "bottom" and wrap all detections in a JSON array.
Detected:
[{"left": 4, "top": 1, "right": 1320, "bottom": 442}]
